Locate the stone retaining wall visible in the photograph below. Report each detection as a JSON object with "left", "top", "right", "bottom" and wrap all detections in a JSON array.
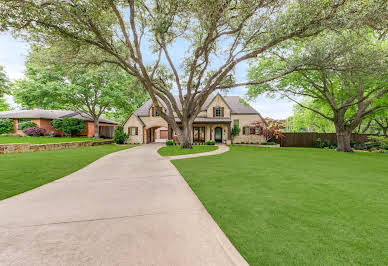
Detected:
[{"left": 0, "top": 140, "right": 114, "bottom": 154}]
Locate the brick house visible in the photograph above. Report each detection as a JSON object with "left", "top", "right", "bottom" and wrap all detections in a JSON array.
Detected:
[
  {"left": 0, "top": 108, "right": 118, "bottom": 138},
  {"left": 124, "top": 94, "right": 267, "bottom": 144}
]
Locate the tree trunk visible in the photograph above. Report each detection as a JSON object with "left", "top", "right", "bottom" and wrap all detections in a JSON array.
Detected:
[
  {"left": 177, "top": 120, "right": 192, "bottom": 149},
  {"left": 336, "top": 129, "right": 353, "bottom": 152},
  {"left": 93, "top": 119, "right": 100, "bottom": 138}
]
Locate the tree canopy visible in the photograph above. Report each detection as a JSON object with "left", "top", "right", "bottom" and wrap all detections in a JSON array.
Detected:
[
  {"left": 247, "top": 29, "right": 388, "bottom": 151},
  {"left": 2, "top": 0, "right": 384, "bottom": 148},
  {"left": 12, "top": 46, "right": 149, "bottom": 126}
]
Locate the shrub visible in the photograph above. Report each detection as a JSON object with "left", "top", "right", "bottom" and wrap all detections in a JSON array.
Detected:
[
  {"left": 315, "top": 138, "right": 322, "bottom": 148},
  {"left": 0, "top": 118, "right": 14, "bottom": 135},
  {"left": 205, "top": 141, "right": 216, "bottom": 145},
  {"left": 241, "top": 141, "right": 245, "bottom": 144},
  {"left": 18, "top": 121, "right": 37, "bottom": 130},
  {"left": 366, "top": 136, "right": 388, "bottom": 150},
  {"left": 23, "top": 127, "right": 46, "bottom": 136},
  {"left": 51, "top": 118, "right": 86, "bottom": 137},
  {"left": 166, "top": 140, "right": 175, "bottom": 146},
  {"left": 113, "top": 127, "right": 129, "bottom": 144},
  {"left": 261, "top": 142, "right": 277, "bottom": 145}
]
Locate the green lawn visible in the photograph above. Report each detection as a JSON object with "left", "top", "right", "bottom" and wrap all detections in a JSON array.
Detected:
[
  {"left": 172, "top": 146, "right": 388, "bottom": 265},
  {"left": 0, "top": 136, "right": 105, "bottom": 144},
  {"left": 157, "top": 145, "right": 218, "bottom": 156},
  {"left": 0, "top": 144, "right": 133, "bottom": 200}
]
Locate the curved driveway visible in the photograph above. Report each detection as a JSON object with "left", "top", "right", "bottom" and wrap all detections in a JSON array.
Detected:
[{"left": 0, "top": 144, "right": 247, "bottom": 266}]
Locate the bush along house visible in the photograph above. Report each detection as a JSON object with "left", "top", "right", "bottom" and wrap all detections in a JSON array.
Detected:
[{"left": 124, "top": 93, "right": 267, "bottom": 144}]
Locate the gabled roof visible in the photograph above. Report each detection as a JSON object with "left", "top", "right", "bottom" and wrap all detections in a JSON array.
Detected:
[
  {"left": 0, "top": 109, "right": 118, "bottom": 124},
  {"left": 133, "top": 94, "right": 259, "bottom": 116}
]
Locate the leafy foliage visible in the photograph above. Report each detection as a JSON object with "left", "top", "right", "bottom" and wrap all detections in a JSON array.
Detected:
[
  {"left": 3, "top": 0, "right": 382, "bottom": 148},
  {"left": 367, "top": 136, "right": 388, "bottom": 150},
  {"left": 0, "top": 118, "right": 14, "bottom": 135},
  {"left": 18, "top": 121, "right": 37, "bottom": 130},
  {"left": 12, "top": 46, "right": 149, "bottom": 131},
  {"left": 231, "top": 124, "right": 241, "bottom": 141},
  {"left": 113, "top": 127, "right": 129, "bottom": 144},
  {"left": 166, "top": 140, "right": 175, "bottom": 146},
  {"left": 0, "top": 66, "right": 9, "bottom": 96},
  {"left": 0, "top": 97, "right": 10, "bottom": 111},
  {"left": 51, "top": 118, "right": 86, "bottom": 137},
  {"left": 247, "top": 30, "right": 388, "bottom": 152},
  {"left": 23, "top": 127, "right": 46, "bottom": 136},
  {"left": 205, "top": 141, "right": 216, "bottom": 145}
]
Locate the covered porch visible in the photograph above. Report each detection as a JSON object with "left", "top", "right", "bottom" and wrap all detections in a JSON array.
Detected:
[{"left": 169, "top": 118, "right": 232, "bottom": 144}]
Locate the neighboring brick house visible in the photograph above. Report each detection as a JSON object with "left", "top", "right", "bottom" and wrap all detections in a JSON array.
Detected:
[
  {"left": 124, "top": 94, "right": 266, "bottom": 144},
  {"left": 0, "top": 108, "right": 118, "bottom": 138}
]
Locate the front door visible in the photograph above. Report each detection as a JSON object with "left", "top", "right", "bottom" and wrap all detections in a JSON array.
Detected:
[{"left": 215, "top": 127, "right": 222, "bottom": 143}]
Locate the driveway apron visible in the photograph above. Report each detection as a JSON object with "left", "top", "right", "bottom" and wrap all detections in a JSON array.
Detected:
[{"left": 0, "top": 144, "right": 247, "bottom": 266}]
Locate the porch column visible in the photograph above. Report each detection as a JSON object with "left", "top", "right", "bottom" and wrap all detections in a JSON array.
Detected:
[
  {"left": 209, "top": 125, "right": 213, "bottom": 141},
  {"left": 227, "top": 123, "right": 231, "bottom": 140}
]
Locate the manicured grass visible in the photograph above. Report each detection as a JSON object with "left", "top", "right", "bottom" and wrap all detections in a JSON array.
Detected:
[
  {"left": 0, "top": 136, "right": 106, "bottom": 144},
  {"left": 0, "top": 144, "right": 133, "bottom": 200},
  {"left": 157, "top": 145, "right": 218, "bottom": 156},
  {"left": 172, "top": 146, "right": 388, "bottom": 265}
]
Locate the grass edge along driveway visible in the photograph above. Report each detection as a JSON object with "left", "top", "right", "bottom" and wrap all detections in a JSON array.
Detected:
[
  {"left": 157, "top": 145, "right": 218, "bottom": 156},
  {"left": 0, "top": 144, "right": 134, "bottom": 200},
  {"left": 172, "top": 145, "right": 388, "bottom": 265}
]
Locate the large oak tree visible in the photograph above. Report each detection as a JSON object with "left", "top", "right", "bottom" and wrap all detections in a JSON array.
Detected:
[
  {"left": 247, "top": 30, "right": 388, "bottom": 152},
  {"left": 1, "top": 0, "right": 384, "bottom": 147}
]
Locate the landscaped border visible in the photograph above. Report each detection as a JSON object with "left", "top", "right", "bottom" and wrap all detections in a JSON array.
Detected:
[{"left": 0, "top": 140, "right": 114, "bottom": 154}]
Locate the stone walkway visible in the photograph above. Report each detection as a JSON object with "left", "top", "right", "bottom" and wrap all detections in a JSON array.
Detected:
[
  {"left": 164, "top": 144, "right": 229, "bottom": 160},
  {"left": 0, "top": 144, "right": 246, "bottom": 266}
]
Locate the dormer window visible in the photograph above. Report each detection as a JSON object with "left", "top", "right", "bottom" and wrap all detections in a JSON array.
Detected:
[
  {"left": 215, "top": 107, "right": 221, "bottom": 117},
  {"left": 213, "top": 106, "right": 224, "bottom": 117},
  {"left": 151, "top": 107, "right": 161, "bottom": 117}
]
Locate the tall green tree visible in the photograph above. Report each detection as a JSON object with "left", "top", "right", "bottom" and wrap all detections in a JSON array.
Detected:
[
  {"left": 247, "top": 30, "right": 388, "bottom": 152},
  {"left": 0, "top": 66, "right": 9, "bottom": 96},
  {"left": 13, "top": 47, "right": 148, "bottom": 137},
  {"left": 2, "top": 0, "right": 383, "bottom": 148},
  {"left": 0, "top": 66, "right": 10, "bottom": 111},
  {"left": 289, "top": 100, "right": 335, "bottom": 133}
]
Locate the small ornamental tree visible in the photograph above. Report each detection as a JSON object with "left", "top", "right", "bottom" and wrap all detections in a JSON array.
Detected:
[
  {"left": 231, "top": 124, "right": 241, "bottom": 144},
  {"left": 0, "top": 118, "right": 14, "bottom": 135},
  {"left": 23, "top": 127, "right": 46, "bottom": 136},
  {"left": 51, "top": 118, "right": 86, "bottom": 137},
  {"left": 251, "top": 121, "right": 285, "bottom": 143}
]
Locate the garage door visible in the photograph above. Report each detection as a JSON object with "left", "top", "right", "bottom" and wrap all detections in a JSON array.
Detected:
[{"left": 160, "top": 130, "right": 168, "bottom": 139}]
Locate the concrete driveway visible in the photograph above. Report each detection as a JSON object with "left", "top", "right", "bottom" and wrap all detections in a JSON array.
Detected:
[{"left": 0, "top": 144, "right": 247, "bottom": 266}]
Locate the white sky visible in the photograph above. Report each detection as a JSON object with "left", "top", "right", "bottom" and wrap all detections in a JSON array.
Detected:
[{"left": 0, "top": 32, "right": 294, "bottom": 118}]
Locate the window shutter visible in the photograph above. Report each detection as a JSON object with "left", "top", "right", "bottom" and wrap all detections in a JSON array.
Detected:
[
  {"left": 221, "top": 107, "right": 224, "bottom": 117},
  {"left": 128, "top": 127, "right": 131, "bottom": 134},
  {"left": 243, "top": 127, "right": 246, "bottom": 135},
  {"left": 152, "top": 107, "right": 155, "bottom": 117},
  {"left": 250, "top": 126, "right": 255, "bottom": 135},
  {"left": 135, "top": 127, "right": 138, "bottom": 135},
  {"left": 213, "top": 107, "right": 216, "bottom": 117}
]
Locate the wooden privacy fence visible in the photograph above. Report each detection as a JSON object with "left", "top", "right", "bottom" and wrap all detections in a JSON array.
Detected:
[{"left": 275, "top": 133, "right": 376, "bottom": 147}]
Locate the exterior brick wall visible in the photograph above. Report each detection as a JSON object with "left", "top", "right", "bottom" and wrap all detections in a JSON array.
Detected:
[{"left": 0, "top": 140, "right": 113, "bottom": 154}]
